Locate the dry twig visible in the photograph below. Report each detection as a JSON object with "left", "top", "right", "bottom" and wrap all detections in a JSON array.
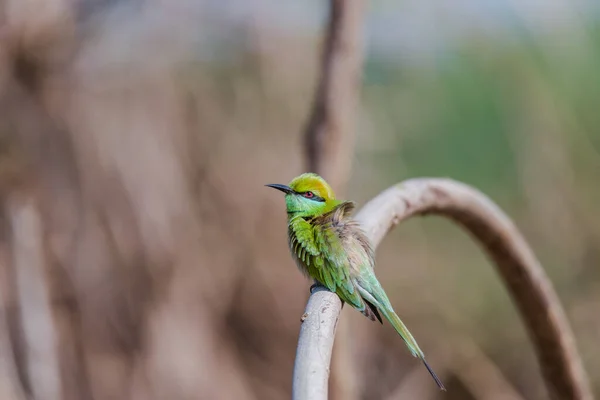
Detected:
[{"left": 292, "top": 178, "right": 593, "bottom": 400}]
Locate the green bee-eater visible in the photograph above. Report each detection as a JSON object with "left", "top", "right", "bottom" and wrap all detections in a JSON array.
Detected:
[{"left": 266, "top": 172, "right": 445, "bottom": 391}]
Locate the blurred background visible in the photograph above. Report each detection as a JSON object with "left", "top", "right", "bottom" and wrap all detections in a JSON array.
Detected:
[{"left": 0, "top": 0, "right": 598, "bottom": 399}]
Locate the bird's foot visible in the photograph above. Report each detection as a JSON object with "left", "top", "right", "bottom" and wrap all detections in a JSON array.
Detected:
[
  {"left": 309, "top": 282, "right": 326, "bottom": 293},
  {"left": 300, "top": 312, "right": 309, "bottom": 322}
]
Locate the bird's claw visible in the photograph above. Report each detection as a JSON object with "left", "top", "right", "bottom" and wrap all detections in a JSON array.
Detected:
[
  {"left": 300, "top": 312, "right": 309, "bottom": 322},
  {"left": 309, "top": 283, "right": 323, "bottom": 293}
]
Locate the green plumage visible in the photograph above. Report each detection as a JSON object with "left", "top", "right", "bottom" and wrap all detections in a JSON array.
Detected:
[{"left": 267, "top": 173, "right": 445, "bottom": 391}]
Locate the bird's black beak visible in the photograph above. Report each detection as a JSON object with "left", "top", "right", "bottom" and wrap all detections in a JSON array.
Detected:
[{"left": 265, "top": 183, "right": 294, "bottom": 194}]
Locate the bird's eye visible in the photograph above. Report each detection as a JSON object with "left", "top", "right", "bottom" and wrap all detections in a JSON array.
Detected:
[{"left": 304, "top": 191, "right": 314, "bottom": 198}]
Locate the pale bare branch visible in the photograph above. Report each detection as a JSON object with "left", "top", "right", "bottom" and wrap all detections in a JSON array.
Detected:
[
  {"left": 7, "top": 195, "right": 62, "bottom": 400},
  {"left": 301, "top": 1, "right": 367, "bottom": 399},
  {"left": 292, "top": 178, "right": 593, "bottom": 400}
]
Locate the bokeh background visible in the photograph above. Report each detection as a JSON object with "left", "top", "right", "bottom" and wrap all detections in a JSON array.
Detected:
[{"left": 0, "top": 0, "right": 598, "bottom": 399}]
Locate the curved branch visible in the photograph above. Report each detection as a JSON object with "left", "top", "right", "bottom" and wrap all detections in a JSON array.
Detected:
[{"left": 292, "top": 178, "right": 593, "bottom": 400}]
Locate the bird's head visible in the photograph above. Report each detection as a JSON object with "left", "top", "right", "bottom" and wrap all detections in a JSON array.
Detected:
[{"left": 266, "top": 173, "right": 340, "bottom": 217}]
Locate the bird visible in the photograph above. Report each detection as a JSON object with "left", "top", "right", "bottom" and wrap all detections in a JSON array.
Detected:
[{"left": 266, "top": 172, "right": 445, "bottom": 391}]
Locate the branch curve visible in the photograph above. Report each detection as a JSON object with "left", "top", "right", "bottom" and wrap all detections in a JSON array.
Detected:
[{"left": 292, "top": 178, "right": 593, "bottom": 400}]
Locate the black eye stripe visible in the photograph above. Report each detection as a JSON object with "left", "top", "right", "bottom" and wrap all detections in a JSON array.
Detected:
[
  {"left": 296, "top": 191, "right": 326, "bottom": 202},
  {"left": 308, "top": 193, "right": 326, "bottom": 202}
]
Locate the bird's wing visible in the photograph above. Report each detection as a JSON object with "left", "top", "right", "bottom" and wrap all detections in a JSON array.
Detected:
[
  {"left": 288, "top": 202, "right": 380, "bottom": 321},
  {"left": 289, "top": 218, "right": 321, "bottom": 264},
  {"left": 310, "top": 202, "right": 377, "bottom": 316}
]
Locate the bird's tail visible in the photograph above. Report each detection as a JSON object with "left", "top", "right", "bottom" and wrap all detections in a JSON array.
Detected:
[{"left": 381, "top": 308, "right": 446, "bottom": 391}]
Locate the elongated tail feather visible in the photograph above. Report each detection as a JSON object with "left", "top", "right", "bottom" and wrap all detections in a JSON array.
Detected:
[
  {"left": 382, "top": 308, "right": 446, "bottom": 391},
  {"left": 423, "top": 359, "right": 446, "bottom": 391},
  {"left": 380, "top": 308, "right": 421, "bottom": 357}
]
